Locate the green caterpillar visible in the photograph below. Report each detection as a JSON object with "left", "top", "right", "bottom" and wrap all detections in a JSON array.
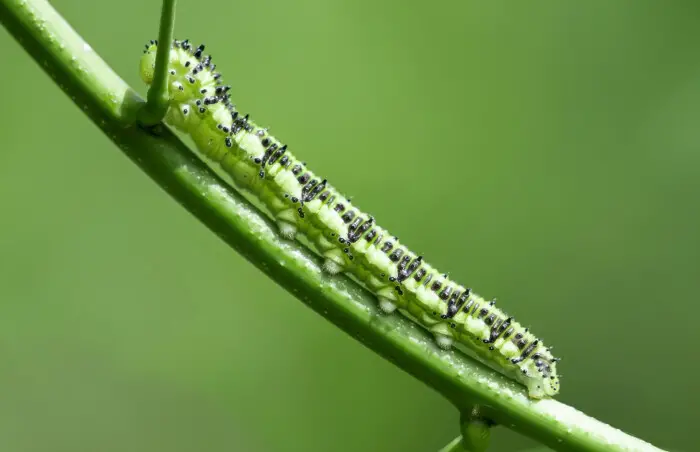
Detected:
[{"left": 139, "top": 39, "right": 561, "bottom": 399}]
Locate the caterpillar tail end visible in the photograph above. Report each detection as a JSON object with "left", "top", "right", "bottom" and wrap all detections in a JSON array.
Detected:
[{"left": 526, "top": 374, "right": 561, "bottom": 399}]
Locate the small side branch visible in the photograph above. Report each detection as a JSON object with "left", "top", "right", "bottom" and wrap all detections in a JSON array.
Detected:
[{"left": 137, "top": 0, "right": 177, "bottom": 125}]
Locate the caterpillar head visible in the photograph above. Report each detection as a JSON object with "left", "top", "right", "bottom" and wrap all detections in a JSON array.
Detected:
[{"left": 139, "top": 40, "right": 158, "bottom": 85}]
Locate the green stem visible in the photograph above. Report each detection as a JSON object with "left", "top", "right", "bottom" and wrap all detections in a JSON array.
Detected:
[
  {"left": 137, "top": 0, "right": 176, "bottom": 125},
  {"left": 439, "top": 436, "right": 465, "bottom": 452},
  {"left": 459, "top": 406, "right": 494, "bottom": 452},
  {"left": 0, "top": 1, "right": 666, "bottom": 451},
  {"left": 439, "top": 407, "right": 494, "bottom": 452}
]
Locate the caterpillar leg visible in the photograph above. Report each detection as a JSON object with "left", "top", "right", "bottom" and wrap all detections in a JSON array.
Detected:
[
  {"left": 320, "top": 249, "right": 347, "bottom": 275},
  {"left": 376, "top": 286, "right": 399, "bottom": 313},
  {"left": 322, "top": 259, "right": 345, "bottom": 275},
  {"left": 434, "top": 334, "right": 453, "bottom": 350},
  {"left": 355, "top": 272, "right": 398, "bottom": 312},
  {"left": 277, "top": 221, "right": 298, "bottom": 240},
  {"left": 262, "top": 191, "right": 299, "bottom": 240},
  {"left": 430, "top": 323, "right": 454, "bottom": 350},
  {"left": 221, "top": 154, "right": 258, "bottom": 191},
  {"left": 191, "top": 125, "right": 230, "bottom": 162},
  {"left": 378, "top": 297, "right": 398, "bottom": 314}
]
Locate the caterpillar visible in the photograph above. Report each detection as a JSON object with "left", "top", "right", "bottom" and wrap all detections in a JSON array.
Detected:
[{"left": 139, "top": 39, "right": 561, "bottom": 399}]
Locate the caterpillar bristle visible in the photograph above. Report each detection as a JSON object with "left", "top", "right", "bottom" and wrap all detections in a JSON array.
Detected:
[{"left": 193, "top": 44, "right": 205, "bottom": 59}]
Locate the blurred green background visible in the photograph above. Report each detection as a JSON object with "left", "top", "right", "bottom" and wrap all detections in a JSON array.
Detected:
[{"left": 1, "top": 1, "right": 698, "bottom": 451}]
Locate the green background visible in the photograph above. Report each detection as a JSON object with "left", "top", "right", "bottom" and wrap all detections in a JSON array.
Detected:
[{"left": 1, "top": 1, "right": 698, "bottom": 451}]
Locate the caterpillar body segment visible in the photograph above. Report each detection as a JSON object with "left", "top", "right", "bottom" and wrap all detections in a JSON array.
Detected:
[{"left": 139, "top": 40, "right": 560, "bottom": 399}]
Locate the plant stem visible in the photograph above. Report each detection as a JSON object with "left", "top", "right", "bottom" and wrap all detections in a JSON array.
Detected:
[
  {"left": 0, "top": 1, "right": 667, "bottom": 451},
  {"left": 458, "top": 406, "right": 493, "bottom": 452},
  {"left": 438, "top": 407, "right": 494, "bottom": 452},
  {"left": 137, "top": 0, "right": 176, "bottom": 125},
  {"left": 439, "top": 436, "right": 465, "bottom": 452}
]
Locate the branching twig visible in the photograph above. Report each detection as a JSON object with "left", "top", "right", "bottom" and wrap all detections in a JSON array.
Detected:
[{"left": 137, "top": 0, "right": 176, "bottom": 125}]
